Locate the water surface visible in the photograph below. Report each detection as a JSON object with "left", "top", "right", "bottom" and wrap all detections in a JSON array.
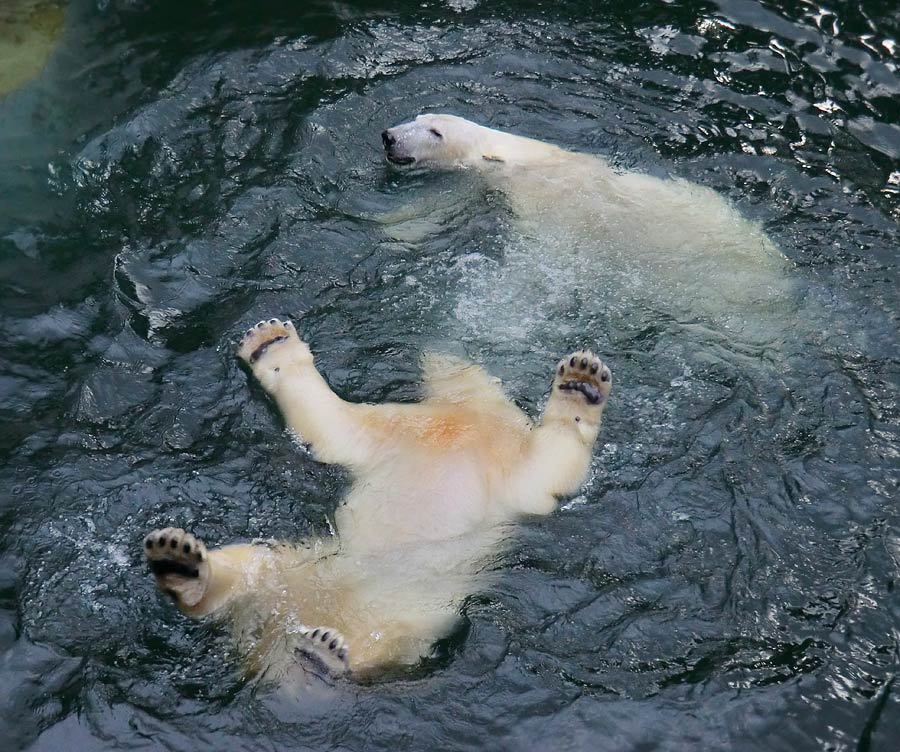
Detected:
[{"left": 1, "top": 1, "right": 898, "bottom": 749}]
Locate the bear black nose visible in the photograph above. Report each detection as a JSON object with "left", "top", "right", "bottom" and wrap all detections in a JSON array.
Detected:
[{"left": 382, "top": 130, "right": 396, "bottom": 149}]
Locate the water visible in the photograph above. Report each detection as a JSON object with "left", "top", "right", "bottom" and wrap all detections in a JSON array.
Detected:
[{"left": 1, "top": 0, "right": 898, "bottom": 749}]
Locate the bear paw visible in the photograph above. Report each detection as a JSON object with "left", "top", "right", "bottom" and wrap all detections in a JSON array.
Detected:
[
  {"left": 554, "top": 350, "right": 612, "bottom": 405},
  {"left": 144, "top": 527, "right": 210, "bottom": 608},
  {"left": 296, "top": 625, "right": 350, "bottom": 676},
  {"left": 237, "top": 317, "right": 305, "bottom": 366}
]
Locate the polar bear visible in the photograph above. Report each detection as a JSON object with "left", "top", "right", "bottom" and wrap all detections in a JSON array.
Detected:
[
  {"left": 382, "top": 114, "right": 791, "bottom": 330},
  {"left": 381, "top": 113, "right": 781, "bottom": 259},
  {"left": 143, "top": 318, "right": 612, "bottom": 679}
]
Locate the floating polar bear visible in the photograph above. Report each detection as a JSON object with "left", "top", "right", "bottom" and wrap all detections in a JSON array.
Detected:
[
  {"left": 144, "top": 318, "right": 611, "bottom": 678},
  {"left": 382, "top": 114, "right": 791, "bottom": 332}
]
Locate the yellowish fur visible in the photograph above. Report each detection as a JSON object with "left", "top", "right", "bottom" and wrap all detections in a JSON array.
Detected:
[{"left": 144, "top": 319, "right": 611, "bottom": 678}]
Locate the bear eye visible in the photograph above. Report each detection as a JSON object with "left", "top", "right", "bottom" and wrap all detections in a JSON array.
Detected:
[{"left": 428, "top": 128, "right": 443, "bottom": 140}]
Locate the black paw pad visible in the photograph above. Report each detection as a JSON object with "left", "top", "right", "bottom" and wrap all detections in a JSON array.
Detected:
[
  {"left": 249, "top": 335, "right": 288, "bottom": 364},
  {"left": 559, "top": 380, "right": 603, "bottom": 404},
  {"left": 150, "top": 559, "right": 199, "bottom": 578}
]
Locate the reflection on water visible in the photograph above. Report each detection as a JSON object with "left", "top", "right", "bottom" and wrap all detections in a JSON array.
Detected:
[{"left": 0, "top": 0, "right": 898, "bottom": 749}]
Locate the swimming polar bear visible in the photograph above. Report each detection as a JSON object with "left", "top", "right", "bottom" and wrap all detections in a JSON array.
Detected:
[
  {"left": 143, "top": 318, "right": 612, "bottom": 679},
  {"left": 382, "top": 114, "right": 791, "bottom": 334}
]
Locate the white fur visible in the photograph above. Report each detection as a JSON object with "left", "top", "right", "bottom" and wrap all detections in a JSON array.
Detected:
[{"left": 383, "top": 114, "right": 791, "bottom": 331}]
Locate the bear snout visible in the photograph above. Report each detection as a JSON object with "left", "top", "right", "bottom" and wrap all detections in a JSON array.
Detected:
[{"left": 382, "top": 128, "right": 416, "bottom": 165}]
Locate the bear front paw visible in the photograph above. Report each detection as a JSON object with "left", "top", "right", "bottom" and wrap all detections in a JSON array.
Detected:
[
  {"left": 144, "top": 527, "right": 210, "bottom": 607},
  {"left": 237, "top": 317, "right": 304, "bottom": 366},
  {"left": 553, "top": 350, "right": 612, "bottom": 406}
]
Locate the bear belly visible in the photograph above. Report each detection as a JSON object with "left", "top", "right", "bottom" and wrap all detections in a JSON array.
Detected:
[{"left": 335, "top": 455, "right": 494, "bottom": 555}]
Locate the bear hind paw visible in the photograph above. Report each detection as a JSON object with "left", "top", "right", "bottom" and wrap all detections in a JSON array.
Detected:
[{"left": 296, "top": 625, "right": 350, "bottom": 676}]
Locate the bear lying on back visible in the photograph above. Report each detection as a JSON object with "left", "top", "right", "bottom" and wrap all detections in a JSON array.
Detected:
[{"left": 144, "top": 318, "right": 612, "bottom": 679}]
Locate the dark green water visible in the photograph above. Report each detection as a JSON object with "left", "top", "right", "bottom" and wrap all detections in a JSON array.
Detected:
[{"left": 1, "top": 1, "right": 898, "bottom": 749}]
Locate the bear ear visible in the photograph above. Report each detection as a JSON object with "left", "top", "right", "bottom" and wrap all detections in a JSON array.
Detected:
[{"left": 482, "top": 153, "right": 505, "bottom": 163}]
